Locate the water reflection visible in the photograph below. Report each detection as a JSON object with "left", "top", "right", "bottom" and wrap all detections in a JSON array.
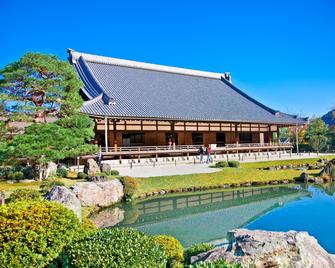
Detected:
[{"left": 90, "top": 186, "right": 308, "bottom": 247}]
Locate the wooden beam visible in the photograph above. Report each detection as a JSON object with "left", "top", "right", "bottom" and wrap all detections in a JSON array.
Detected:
[{"left": 104, "top": 117, "right": 108, "bottom": 152}]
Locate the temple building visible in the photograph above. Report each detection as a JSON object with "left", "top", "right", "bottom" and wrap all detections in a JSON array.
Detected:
[{"left": 68, "top": 49, "right": 306, "bottom": 158}]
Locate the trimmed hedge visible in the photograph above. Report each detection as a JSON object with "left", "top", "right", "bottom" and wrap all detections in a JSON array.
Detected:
[
  {"left": 66, "top": 228, "right": 167, "bottom": 267},
  {"left": 185, "top": 242, "right": 215, "bottom": 263},
  {"left": 215, "top": 161, "right": 229, "bottom": 168},
  {"left": 109, "top": 169, "right": 119, "bottom": 176},
  {"left": 77, "top": 172, "right": 88, "bottom": 180},
  {"left": 154, "top": 235, "right": 184, "bottom": 266},
  {"left": 0, "top": 201, "right": 82, "bottom": 268},
  {"left": 56, "top": 167, "right": 68, "bottom": 178},
  {"left": 121, "top": 176, "right": 139, "bottom": 198},
  {"left": 228, "top": 160, "right": 240, "bottom": 168},
  {"left": 9, "top": 189, "right": 42, "bottom": 203}
]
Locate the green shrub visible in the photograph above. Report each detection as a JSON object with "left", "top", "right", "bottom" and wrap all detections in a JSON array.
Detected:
[
  {"left": 40, "top": 179, "right": 65, "bottom": 194},
  {"left": 66, "top": 228, "right": 167, "bottom": 267},
  {"left": 9, "top": 189, "right": 42, "bottom": 202},
  {"left": 7, "top": 171, "right": 24, "bottom": 181},
  {"left": 228, "top": 160, "right": 240, "bottom": 168},
  {"left": 215, "top": 161, "right": 229, "bottom": 168},
  {"left": 0, "top": 200, "right": 82, "bottom": 268},
  {"left": 191, "top": 259, "right": 241, "bottom": 268},
  {"left": 185, "top": 243, "right": 215, "bottom": 264},
  {"left": 56, "top": 167, "right": 68, "bottom": 178},
  {"left": 77, "top": 171, "right": 88, "bottom": 180},
  {"left": 109, "top": 169, "right": 119, "bottom": 176},
  {"left": 22, "top": 165, "right": 34, "bottom": 179},
  {"left": 0, "top": 166, "right": 11, "bottom": 180},
  {"left": 121, "top": 176, "right": 139, "bottom": 198},
  {"left": 154, "top": 235, "right": 184, "bottom": 266}
]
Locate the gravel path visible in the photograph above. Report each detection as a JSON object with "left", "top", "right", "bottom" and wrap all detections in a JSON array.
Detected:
[{"left": 113, "top": 163, "right": 221, "bottom": 178}]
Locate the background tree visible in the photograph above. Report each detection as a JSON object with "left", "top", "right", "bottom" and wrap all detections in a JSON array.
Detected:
[
  {"left": 304, "top": 118, "right": 329, "bottom": 153},
  {"left": 0, "top": 52, "right": 83, "bottom": 122},
  {"left": 4, "top": 123, "right": 96, "bottom": 179},
  {"left": 0, "top": 53, "right": 98, "bottom": 177}
]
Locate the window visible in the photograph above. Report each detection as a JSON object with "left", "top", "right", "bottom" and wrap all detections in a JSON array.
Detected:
[
  {"left": 239, "top": 132, "right": 252, "bottom": 143},
  {"left": 122, "top": 133, "right": 144, "bottom": 146},
  {"left": 192, "top": 133, "right": 203, "bottom": 145},
  {"left": 216, "top": 132, "right": 226, "bottom": 145}
]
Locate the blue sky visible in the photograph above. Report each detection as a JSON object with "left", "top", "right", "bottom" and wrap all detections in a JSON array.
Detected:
[{"left": 1, "top": 0, "right": 334, "bottom": 117}]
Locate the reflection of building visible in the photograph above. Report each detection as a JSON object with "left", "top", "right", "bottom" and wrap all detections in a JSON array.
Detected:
[
  {"left": 68, "top": 49, "right": 306, "bottom": 159},
  {"left": 117, "top": 187, "right": 307, "bottom": 247}
]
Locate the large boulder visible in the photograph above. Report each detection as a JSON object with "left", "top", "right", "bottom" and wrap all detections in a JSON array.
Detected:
[
  {"left": 191, "top": 229, "right": 335, "bottom": 268},
  {"left": 320, "top": 160, "right": 335, "bottom": 179},
  {"left": 83, "top": 159, "right": 101, "bottom": 175},
  {"left": 46, "top": 186, "right": 82, "bottom": 221},
  {"left": 101, "top": 162, "right": 113, "bottom": 174},
  {"left": 87, "top": 174, "right": 108, "bottom": 182},
  {"left": 71, "top": 180, "right": 124, "bottom": 207}
]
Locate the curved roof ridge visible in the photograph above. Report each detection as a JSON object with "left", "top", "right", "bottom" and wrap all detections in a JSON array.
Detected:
[
  {"left": 82, "top": 93, "right": 103, "bottom": 106},
  {"left": 220, "top": 78, "right": 278, "bottom": 115},
  {"left": 68, "top": 49, "right": 224, "bottom": 79}
]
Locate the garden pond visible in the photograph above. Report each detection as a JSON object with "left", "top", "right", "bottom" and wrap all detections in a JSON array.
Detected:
[{"left": 89, "top": 183, "right": 335, "bottom": 253}]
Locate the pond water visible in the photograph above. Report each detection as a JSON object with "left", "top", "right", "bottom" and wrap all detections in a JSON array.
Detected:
[{"left": 89, "top": 183, "right": 335, "bottom": 253}]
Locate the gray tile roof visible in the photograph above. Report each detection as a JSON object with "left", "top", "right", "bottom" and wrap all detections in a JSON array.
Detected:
[{"left": 68, "top": 49, "right": 306, "bottom": 125}]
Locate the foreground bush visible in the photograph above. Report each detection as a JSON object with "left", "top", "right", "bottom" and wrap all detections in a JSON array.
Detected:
[
  {"left": 66, "top": 228, "right": 166, "bottom": 267},
  {"left": 154, "top": 235, "right": 184, "bottom": 266},
  {"left": 185, "top": 242, "right": 215, "bottom": 263},
  {"left": 9, "top": 189, "right": 42, "bottom": 202},
  {"left": 215, "top": 161, "right": 229, "bottom": 168},
  {"left": 121, "top": 176, "right": 139, "bottom": 198},
  {"left": 228, "top": 160, "right": 240, "bottom": 168},
  {"left": 0, "top": 201, "right": 82, "bottom": 267}
]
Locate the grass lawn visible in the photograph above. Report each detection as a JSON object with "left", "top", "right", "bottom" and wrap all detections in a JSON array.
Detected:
[
  {"left": 135, "top": 168, "right": 320, "bottom": 197},
  {"left": 0, "top": 178, "right": 83, "bottom": 197},
  {"left": 1, "top": 156, "right": 333, "bottom": 198},
  {"left": 133, "top": 157, "right": 335, "bottom": 197},
  {"left": 241, "top": 156, "right": 334, "bottom": 169}
]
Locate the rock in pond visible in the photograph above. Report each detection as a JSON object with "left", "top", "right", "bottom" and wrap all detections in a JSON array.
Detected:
[
  {"left": 83, "top": 158, "right": 101, "bottom": 175},
  {"left": 191, "top": 229, "right": 335, "bottom": 268},
  {"left": 46, "top": 186, "right": 82, "bottom": 221},
  {"left": 71, "top": 180, "right": 124, "bottom": 207},
  {"left": 89, "top": 206, "right": 125, "bottom": 228}
]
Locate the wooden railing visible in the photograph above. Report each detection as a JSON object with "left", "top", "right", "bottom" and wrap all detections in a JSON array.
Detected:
[
  {"left": 101, "top": 142, "right": 292, "bottom": 153},
  {"left": 225, "top": 142, "right": 292, "bottom": 148}
]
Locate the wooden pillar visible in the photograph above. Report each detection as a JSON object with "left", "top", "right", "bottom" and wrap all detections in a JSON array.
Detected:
[
  {"left": 113, "top": 121, "right": 117, "bottom": 148},
  {"left": 104, "top": 117, "right": 108, "bottom": 152},
  {"left": 235, "top": 123, "right": 239, "bottom": 144},
  {"left": 155, "top": 121, "right": 159, "bottom": 146},
  {"left": 276, "top": 126, "right": 280, "bottom": 144},
  {"left": 183, "top": 122, "right": 186, "bottom": 145},
  {"left": 268, "top": 125, "right": 272, "bottom": 144},
  {"left": 171, "top": 121, "right": 176, "bottom": 149}
]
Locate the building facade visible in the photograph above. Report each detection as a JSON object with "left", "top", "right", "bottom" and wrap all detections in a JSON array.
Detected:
[{"left": 68, "top": 49, "right": 306, "bottom": 156}]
